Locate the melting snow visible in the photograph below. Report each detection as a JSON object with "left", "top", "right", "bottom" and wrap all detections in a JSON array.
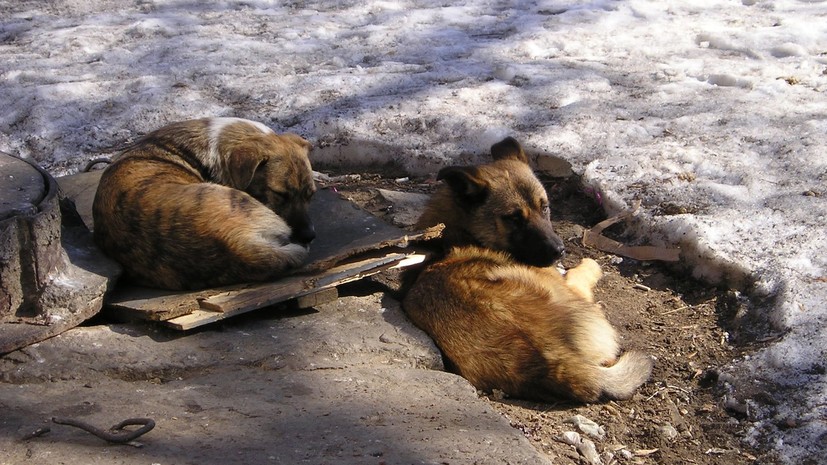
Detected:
[{"left": 1, "top": 1, "right": 826, "bottom": 461}]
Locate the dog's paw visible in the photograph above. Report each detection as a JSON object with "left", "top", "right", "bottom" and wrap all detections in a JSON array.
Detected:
[
  {"left": 281, "top": 242, "right": 310, "bottom": 265},
  {"left": 577, "top": 258, "right": 602, "bottom": 280},
  {"left": 565, "top": 258, "right": 603, "bottom": 302}
]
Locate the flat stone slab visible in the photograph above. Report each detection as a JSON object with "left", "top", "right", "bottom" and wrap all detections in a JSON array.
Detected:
[{"left": 0, "top": 292, "right": 551, "bottom": 465}]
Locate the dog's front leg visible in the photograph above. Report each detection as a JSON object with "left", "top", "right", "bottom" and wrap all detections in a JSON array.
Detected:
[{"left": 563, "top": 258, "right": 602, "bottom": 303}]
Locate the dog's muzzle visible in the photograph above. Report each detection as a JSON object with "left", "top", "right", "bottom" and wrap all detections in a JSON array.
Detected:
[
  {"left": 508, "top": 220, "right": 566, "bottom": 267},
  {"left": 291, "top": 223, "right": 316, "bottom": 245}
]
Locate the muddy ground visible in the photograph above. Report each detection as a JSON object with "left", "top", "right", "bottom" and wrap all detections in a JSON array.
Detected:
[{"left": 329, "top": 169, "right": 777, "bottom": 465}]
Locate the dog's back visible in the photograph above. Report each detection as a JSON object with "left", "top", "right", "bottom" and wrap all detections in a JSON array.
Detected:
[
  {"left": 403, "top": 137, "right": 652, "bottom": 402},
  {"left": 93, "top": 118, "right": 314, "bottom": 290},
  {"left": 405, "top": 246, "right": 652, "bottom": 402}
]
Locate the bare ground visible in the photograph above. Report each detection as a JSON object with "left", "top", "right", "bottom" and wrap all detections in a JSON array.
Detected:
[{"left": 329, "top": 170, "right": 778, "bottom": 465}]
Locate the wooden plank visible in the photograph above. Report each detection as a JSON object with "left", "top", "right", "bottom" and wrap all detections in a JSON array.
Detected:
[
  {"left": 163, "top": 251, "right": 423, "bottom": 330},
  {"left": 296, "top": 288, "right": 338, "bottom": 309},
  {"left": 304, "top": 188, "right": 417, "bottom": 264},
  {"left": 106, "top": 287, "right": 211, "bottom": 321},
  {"left": 104, "top": 224, "right": 440, "bottom": 323},
  {"left": 200, "top": 252, "right": 407, "bottom": 312}
]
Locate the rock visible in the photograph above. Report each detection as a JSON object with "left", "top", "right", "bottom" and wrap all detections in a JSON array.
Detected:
[
  {"left": 565, "top": 414, "right": 606, "bottom": 440},
  {"left": 377, "top": 188, "right": 429, "bottom": 227},
  {"left": 536, "top": 154, "right": 573, "bottom": 177},
  {"left": 577, "top": 438, "right": 603, "bottom": 465},
  {"left": 723, "top": 394, "right": 749, "bottom": 416},
  {"left": 0, "top": 292, "right": 553, "bottom": 465},
  {"left": 657, "top": 423, "right": 679, "bottom": 441},
  {"left": 555, "top": 431, "right": 603, "bottom": 465},
  {"left": 555, "top": 431, "right": 582, "bottom": 446}
]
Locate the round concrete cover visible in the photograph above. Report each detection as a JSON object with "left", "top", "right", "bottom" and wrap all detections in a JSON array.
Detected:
[{"left": 0, "top": 153, "right": 46, "bottom": 220}]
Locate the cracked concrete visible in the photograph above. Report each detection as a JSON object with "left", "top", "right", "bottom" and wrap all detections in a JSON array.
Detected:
[{"left": 0, "top": 292, "right": 551, "bottom": 465}]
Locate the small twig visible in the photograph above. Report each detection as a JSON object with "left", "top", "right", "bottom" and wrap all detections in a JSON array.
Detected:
[
  {"left": 644, "top": 384, "right": 692, "bottom": 402},
  {"left": 644, "top": 388, "right": 664, "bottom": 402},
  {"left": 665, "top": 384, "right": 692, "bottom": 395},
  {"left": 51, "top": 417, "right": 155, "bottom": 444},
  {"left": 659, "top": 305, "right": 690, "bottom": 316}
]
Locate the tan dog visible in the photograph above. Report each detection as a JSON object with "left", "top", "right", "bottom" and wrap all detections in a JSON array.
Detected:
[
  {"left": 403, "top": 137, "right": 652, "bottom": 402},
  {"left": 93, "top": 117, "right": 316, "bottom": 290}
]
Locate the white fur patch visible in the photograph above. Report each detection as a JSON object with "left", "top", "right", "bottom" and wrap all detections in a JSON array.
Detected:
[{"left": 206, "top": 117, "right": 274, "bottom": 183}]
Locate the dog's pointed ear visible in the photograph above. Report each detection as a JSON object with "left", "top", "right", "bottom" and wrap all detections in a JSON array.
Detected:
[
  {"left": 491, "top": 136, "right": 529, "bottom": 163},
  {"left": 280, "top": 133, "right": 313, "bottom": 153},
  {"left": 228, "top": 149, "right": 267, "bottom": 189},
  {"left": 437, "top": 166, "right": 489, "bottom": 205}
]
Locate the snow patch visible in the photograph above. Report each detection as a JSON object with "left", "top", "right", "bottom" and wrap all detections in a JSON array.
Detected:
[{"left": 2, "top": 1, "right": 827, "bottom": 462}]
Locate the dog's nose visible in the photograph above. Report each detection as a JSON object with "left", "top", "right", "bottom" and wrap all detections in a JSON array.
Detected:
[
  {"left": 554, "top": 242, "right": 566, "bottom": 258},
  {"left": 544, "top": 233, "right": 566, "bottom": 261},
  {"left": 291, "top": 224, "right": 316, "bottom": 245},
  {"left": 544, "top": 242, "right": 566, "bottom": 264}
]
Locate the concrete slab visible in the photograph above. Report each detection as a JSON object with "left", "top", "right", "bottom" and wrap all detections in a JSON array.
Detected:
[{"left": 0, "top": 292, "right": 552, "bottom": 465}]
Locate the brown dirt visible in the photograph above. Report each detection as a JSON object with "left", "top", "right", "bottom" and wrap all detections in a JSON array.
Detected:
[{"left": 326, "top": 170, "right": 777, "bottom": 465}]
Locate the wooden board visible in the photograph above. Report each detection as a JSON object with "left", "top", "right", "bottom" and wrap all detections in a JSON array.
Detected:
[{"left": 161, "top": 251, "right": 425, "bottom": 330}]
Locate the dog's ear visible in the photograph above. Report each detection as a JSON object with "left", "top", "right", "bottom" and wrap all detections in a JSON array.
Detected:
[
  {"left": 228, "top": 148, "right": 267, "bottom": 189},
  {"left": 280, "top": 133, "right": 313, "bottom": 153},
  {"left": 437, "top": 166, "right": 489, "bottom": 205},
  {"left": 491, "top": 136, "right": 529, "bottom": 164}
]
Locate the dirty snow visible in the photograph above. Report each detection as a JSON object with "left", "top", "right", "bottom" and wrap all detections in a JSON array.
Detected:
[{"left": 1, "top": 0, "right": 825, "bottom": 462}]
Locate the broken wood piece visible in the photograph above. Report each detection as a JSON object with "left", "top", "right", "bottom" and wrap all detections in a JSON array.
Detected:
[
  {"left": 583, "top": 200, "right": 680, "bottom": 262},
  {"left": 296, "top": 288, "right": 339, "bottom": 309},
  {"left": 299, "top": 223, "right": 443, "bottom": 274},
  {"left": 106, "top": 287, "right": 211, "bottom": 321},
  {"left": 200, "top": 251, "right": 407, "bottom": 313},
  {"left": 104, "top": 250, "right": 422, "bottom": 329}
]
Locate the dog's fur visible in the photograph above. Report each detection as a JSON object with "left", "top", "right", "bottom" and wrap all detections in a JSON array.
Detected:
[
  {"left": 92, "top": 117, "right": 316, "bottom": 290},
  {"left": 403, "top": 137, "right": 652, "bottom": 402}
]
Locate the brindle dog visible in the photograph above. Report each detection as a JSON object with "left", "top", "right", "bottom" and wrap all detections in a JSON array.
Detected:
[{"left": 93, "top": 117, "right": 315, "bottom": 290}]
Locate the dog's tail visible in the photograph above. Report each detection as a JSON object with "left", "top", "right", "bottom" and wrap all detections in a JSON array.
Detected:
[{"left": 599, "top": 351, "right": 654, "bottom": 400}]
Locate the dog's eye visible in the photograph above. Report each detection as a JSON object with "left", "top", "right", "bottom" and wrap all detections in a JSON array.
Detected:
[
  {"left": 270, "top": 191, "right": 289, "bottom": 204},
  {"left": 503, "top": 210, "right": 525, "bottom": 225}
]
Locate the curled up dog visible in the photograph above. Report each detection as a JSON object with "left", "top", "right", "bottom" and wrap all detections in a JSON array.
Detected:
[
  {"left": 403, "top": 137, "right": 653, "bottom": 403},
  {"left": 92, "top": 117, "right": 316, "bottom": 290}
]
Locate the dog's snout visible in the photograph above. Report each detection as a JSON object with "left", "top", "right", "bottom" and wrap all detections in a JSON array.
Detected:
[
  {"left": 507, "top": 219, "right": 567, "bottom": 267},
  {"left": 291, "top": 224, "right": 316, "bottom": 245},
  {"left": 552, "top": 236, "right": 566, "bottom": 258},
  {"left": 539, "top": 236, "right": 566, "bottom": 264}
]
